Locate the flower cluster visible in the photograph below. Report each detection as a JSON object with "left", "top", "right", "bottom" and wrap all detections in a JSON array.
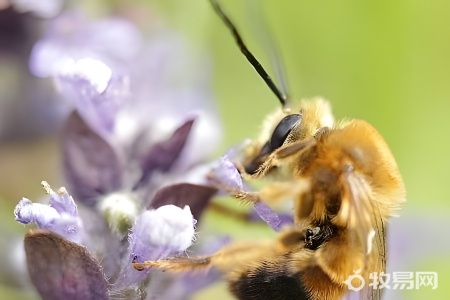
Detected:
[
  {"left": 11, "top": 7, "right": 296, "bottom": 300},
  {"left": 14, "top": 12, "right": 221, "bottom": 299}
]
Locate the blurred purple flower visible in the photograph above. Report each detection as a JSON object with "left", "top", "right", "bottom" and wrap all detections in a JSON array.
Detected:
[
  {"left": 0, "top": 8, "right": 69, "bottom": 140},
  {"left": 14, "top": 11, "right": 222, "bottom": 299},
  {"left": 384, "top": 214, "right": 450, "bottom": 300},
  {"left": 33, "top": 12, "right": 221, "bottom": 217},
  {"left": 11, "top": 0, "right": 67, "bottom": 18}
]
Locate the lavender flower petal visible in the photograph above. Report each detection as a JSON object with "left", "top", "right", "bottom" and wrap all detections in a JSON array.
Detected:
[
  {"left": 252, "top": 202, "right": 293, "bottom": 231},
  {"left": 253, "top": 202, "right": 281, "bottom": 231},
  {"left": 149, "top": 183, "right": 217, "bottom": 222},
  {"left": 118, "top": 205, "right": 196, "bottom": 288},
  {"left": 15, "top": 198, "right": 60, "bottom": 226},
  {"left": 211, "top": 155, "right": 243, "bottom": 191},
  {"left": 137, "top": 119, "right": 194, "bottom": 187},
  {"left": 130, "top": 205, "right": 196, "bottom": 260},
  {"left": 277, "top": 214, "right": 295, "bottom": 227},
  {"left": 14, "top": 182, "right": 83, "bottom": 243},
  {"left": 62, "top": 111, "right": 123, "bottom": 206},
  {"left": 57, "top": 66, "right": 129, "bottom": 135},
  {"left": 25, "top": 230, "right": 108, "bottom": 300},
  {"left": 43, "top": 181, "right": 78, "bottom": 216},
  {"left": 58, "top": 57, "right": 112, "bottom": 94}
]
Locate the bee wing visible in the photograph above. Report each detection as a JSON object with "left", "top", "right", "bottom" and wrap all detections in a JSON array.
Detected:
[{"left": 339, "top": 169, "right": 386, "bottom": 300}]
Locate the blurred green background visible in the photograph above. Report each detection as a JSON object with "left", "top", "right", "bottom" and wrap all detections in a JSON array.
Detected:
[{"left": 1, "top": 0, "right": 449, "bottom": 299}]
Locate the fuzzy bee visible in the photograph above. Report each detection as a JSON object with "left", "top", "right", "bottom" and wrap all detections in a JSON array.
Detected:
[{"left": 133, "top": 1, "right": 406, "bottom": 299}]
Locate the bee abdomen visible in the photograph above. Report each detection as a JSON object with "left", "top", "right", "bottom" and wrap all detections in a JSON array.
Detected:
[{"left": 229, "top": 262, "right": 309, "bottom": 300}]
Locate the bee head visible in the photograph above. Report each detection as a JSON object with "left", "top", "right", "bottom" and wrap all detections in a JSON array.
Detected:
[{"left": 243, "top": 98, "right": 334, "bottom": 175}]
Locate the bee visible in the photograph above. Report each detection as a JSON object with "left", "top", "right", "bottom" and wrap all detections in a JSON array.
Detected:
[{"left": 133, "top": 1, "right": 406, "bottom": 299}]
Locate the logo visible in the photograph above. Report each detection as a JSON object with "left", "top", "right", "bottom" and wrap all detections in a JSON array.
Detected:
[
  {"left": 343, "top": 269, "right": 365, "bottom": 292},
  {"left": 343, "top": 270, "right": 438, "bottom": 291}
]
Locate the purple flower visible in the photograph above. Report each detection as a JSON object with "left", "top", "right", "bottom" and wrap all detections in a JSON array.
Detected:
[
  {"left": 29, "top": 13, "right": 140, "bottom": 137},
  {"left": 11, "top": 0, "right": 67, "bottom": 18},
  {"left": 115, "top": 205, "right": 197, "bottom": 290},
  {"left": 15, "top": 182, "right": 200, "bottom": 298},
  {"left": 0, "top": 8, "right": 69, "bottom": 140},
  {"left": 35, "top": 13, "right": 221, "bottom": 220},
  {"left": 14, "top": 181, "right": 83, "bottom": 243},
  {"left": 14, "top": 11, "right": 221, "bottom": 299}
]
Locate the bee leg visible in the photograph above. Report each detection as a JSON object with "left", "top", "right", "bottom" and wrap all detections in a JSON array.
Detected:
[
  {"left": 210, "top": 170, "right": 308, "bottom": 209},
  {"left": 132, "top": 240, "right": 277, "bottom": 273},
  {"left": 208, "top": 159, "right": 309, "bottom": 208},
  {"left": 132, "top": 256, "right": 212, "bottom": 272},
  {"left": 313, "top": 126, "right": 331, "bottom": 139},
  {"left": 207, "top": 170, "right": 260, "bottom": 203},
  {"left": 225, "top": 181, "right": 307, "bottom": 208},
  {"left": 254, "top": 138, "right": 317, "bottom": 178}
]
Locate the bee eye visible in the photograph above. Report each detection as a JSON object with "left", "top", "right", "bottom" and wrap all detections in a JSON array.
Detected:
[
  {"left": 244, "top": 114, "right": 301, "bottom": 175},
  {"left": 270, "top": 114, "right": 301, "bottom": 151}
]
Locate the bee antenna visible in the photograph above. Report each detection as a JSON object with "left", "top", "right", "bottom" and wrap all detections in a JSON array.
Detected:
[{"left": 210, "top": 0, "right": 287, "bottom": 107}]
